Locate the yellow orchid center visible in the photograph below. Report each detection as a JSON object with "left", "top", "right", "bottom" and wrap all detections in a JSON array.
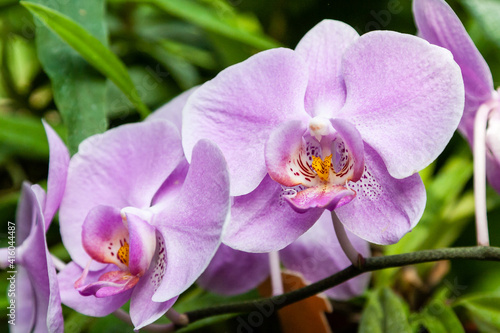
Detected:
[
  {"left": 311, "top": 154, "right": 333, "bottom": 182},
  {"left": 117, "top": 240, "right": 130, "bottom": 266}
]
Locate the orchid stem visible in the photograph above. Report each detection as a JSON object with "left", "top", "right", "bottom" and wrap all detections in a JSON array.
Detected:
[
  {"left": 165, "top": 308, "right": 189, "bottom": 326},
  {"left": 331, "top": 211, "right": 362, "bottom": 267},
  {"left": 473, "top": 101, "right": 494, "bottom": 246},
  {"left": 113, "top": 309, "right": 175, "bottom": 332},
  {"left": 185, "top": 246, "right": 500, "bottom": 324},
  {"left": 269, "top": 251, "right": 283, "bottom": 295},
  {"left": 50, "top": 254, "right": 66, "bottom": 272}
]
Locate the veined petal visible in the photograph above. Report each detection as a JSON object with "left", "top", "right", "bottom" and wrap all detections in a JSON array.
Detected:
[
  {"left": 330, "top": 118, "right": 364, "bottom": 182},
  {"left": 60, "top": 121, "right": 184, "bottom": 269},
  {"left": 182, "top": 48, "right": 310, "bottom": 196},
  {"left": 295, "top": 19, "right": 359, "bottom": 117},
  {"left": 129, "top": 232, "right": 178, "bottom": 330},
  {"left": 335, "top": 144, "right": 426, "bottom": 244},
  {"left": 151, "top": 159, "right": 189, "bottom": 206},
  {"left": 16, "top": 184, "right": 63, "bottom": 333},
  {"left": 147, "top": 87, "right": 198, "bottom": 131},
  {"left": 126, "top": 213, "right": 156, "bottom": 277},
  {"left": 14, "top": 267, "right": 35, "bottom": 333},
  {"left": 151, "top": 139, "right": 230, "bottom": 302},
  {"left": 265, "top": 120, "right": 317, "bottom": 188},
  {"left": 285, "top": 183, "right": 355, "bottom": 213},
  {"left": 197, "top": 244, "right": 269, "bottom": 295},
  {"left": 486, "top": 152, "right": 500, "bottom": 195},
  {"left": 16, "top": 183, "right": 37, "bottom": 245},
  {"left": 42, "top": 120, "right": 70, "bottom": 227},
  {"left": 280, "top": 211, "right": 370, "bottom": 300},
  {"left": 223, "top": 175, "right": 323, "bottom": 252},
  {"left": 486, "top": 109, "right": 500, "bottom": 193},
  {"left": 59, "top": 262, "right": 132, "bottom": 316},
  {"left": 82, "top": 205, "right": 129, "bottom": 270},
  {"left": 338, "top": 30, "right": 464, "bottom": 179},
  {"left": 413, "top": 0, "right": 493, "bottom": 142},
  {"left": 77, "top": 270, "right": 139, "bottom": 298}
]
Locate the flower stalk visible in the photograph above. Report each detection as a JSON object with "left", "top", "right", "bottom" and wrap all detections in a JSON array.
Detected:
[
  {"left": 185, "top": 246, "right": 500, "bottom": 325},
  {"left": 473, "top": 99, "right": 498, "bottom": 246},
  {"left": 331, "top": 211, "right": 363, "bottom": 267},
  {"left": 269, "top": 251, "right": 284, "bottom": 295}
]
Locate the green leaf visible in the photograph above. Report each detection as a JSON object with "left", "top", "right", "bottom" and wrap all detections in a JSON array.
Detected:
[
  {"left": 413, "top": 295, "right": 464, "bottom": 333},
  {"left": 137, "top": 0, "right": 280, "bottom": 50},
  {"left": 24, "top": 0, "right": 108, "bottom": 154},
  {"left": 22, "top": 2, "right": 150, "bottom": 127},
  {"left": 0, "top": 115, "right": 65, "bottom": 159},
  {"left": 455, "top": 293, "right": 500, "bottom": 332},
  {"left": 359, "top": 288, "right": 412, "bottom": 333},
  {"left": 461, "top": 0, "right": 500, "bottom": 50}
]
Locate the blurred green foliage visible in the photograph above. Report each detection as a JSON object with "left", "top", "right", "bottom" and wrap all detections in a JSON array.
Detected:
[{"left": 1, "top": 0, "right": 500, "bottom": 332}]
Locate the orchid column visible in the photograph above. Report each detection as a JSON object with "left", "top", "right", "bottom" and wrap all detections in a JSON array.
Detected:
[{"left": 414, "top": 0, "right": 500, "bottom": 246}]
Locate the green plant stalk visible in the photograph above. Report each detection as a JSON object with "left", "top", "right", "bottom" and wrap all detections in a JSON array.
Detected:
[{"left": 184, "top": 246, "right": 500, "bottom": 324}]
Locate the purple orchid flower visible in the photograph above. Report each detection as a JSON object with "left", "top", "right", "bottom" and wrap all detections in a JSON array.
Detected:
[
  {"left": 57, "top": 113, "right": 230, "bottom": 329},
  {"left": 0, "top": 121, "right": 68, "bottom": 333},
  {"left": 198, "top": 211, "right": 370, "bottom": 299},
  {"left": 413, "top": 0, "right": 500, "bottom": 246},
  {"left": 181, "top": 19, "right": 465, "bottom": 251}
]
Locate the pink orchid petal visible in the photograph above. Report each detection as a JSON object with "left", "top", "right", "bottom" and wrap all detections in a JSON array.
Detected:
[
  {"left": 151, "top": 139, "right": 230, "bottom": 302},
  {"left": 42, "top": 120, "right": 70, "bottom": 227},
  {"left": 413, "top": 0, "right": 494, "bottom": 144},
  {"left": 81, "top": 205, "right": 129, "bottom": 270},
  {"left": 147, "top": 87, "right": 197, "bottom": 131},
  {"left": 223, "top": 175, "right": 323, "bottom": 252},
  {"left": 59, "top": 262, "right": 132, "bottom": 316},
  {"left": 486, "top": 152, "right": 500, "bottom": 194},
  {"left": 126, "top": 213, "right": 156, "bottom": 277},
  {"left": 14, "top": 267, "right": 36, "bottom": 333},
  {"left": 330, "top": 118, "right": 364, "bottom": 182},
  {"left": 285, "top": 183, "right": 356, "bottom": 213},
  {"left": 265, "top": 120, "right": 314, "bottom": 188},
  {"left": 281, "top": 211, "right": 370, "bottom": 300},
  {"left": 335, "top": 144, "right": 426, "bottom": 245},
  {"left": 295, "top": 19, "right": 359, "bottom": 117},
  {"left": 15, "top": 183, "right": 63, "bottom": 333},
  {"left": 77, "top": 270, "right": 140, "bottom": 298},
  {"left": 337, "top": 30, "right": 464, "bottom": 179},
  {"left": 182, "top": 48, "right": 310, "bottom": 196},
  {"left": 129, "top": 234, "right": 178, "bottom": 329},
  {"left": 197, "top": 244, "right": 269, "bottom": 295},
  {"left": 60, "top": 120, "right": 184, "bottom": 269}
]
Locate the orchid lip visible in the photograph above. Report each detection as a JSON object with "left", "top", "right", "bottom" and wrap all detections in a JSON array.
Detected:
[{"left": 79, "top": 206, "right": 158, "bottom": 297}]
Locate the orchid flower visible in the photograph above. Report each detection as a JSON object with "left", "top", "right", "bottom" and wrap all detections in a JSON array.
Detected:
[
  {"left": 182, "top": 19, "right": 465, "bottom": 251},
  {"left": 57, "top": 113, "right": 230, "bottom": 329},
  {"left": 198, "top": 211, "right": 370, "bottom": 300},
  {"left": 413, "top": 0, "right": 500, "bottom": 246},
  {"left": 0, "top": 121, "right": 68, "bottom": 333}
]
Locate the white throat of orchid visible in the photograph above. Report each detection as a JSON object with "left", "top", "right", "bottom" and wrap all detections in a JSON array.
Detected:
[{"left": 290, "top": 117, "right": 355, "bottom": 187}]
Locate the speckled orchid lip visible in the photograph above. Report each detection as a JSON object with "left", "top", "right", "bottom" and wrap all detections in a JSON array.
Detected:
[
  {"left": 75, "top": 207, "right": 157, "bottom": 298},
  {"left": 266, "top": 117, "right": 364, "bottom": 213}
]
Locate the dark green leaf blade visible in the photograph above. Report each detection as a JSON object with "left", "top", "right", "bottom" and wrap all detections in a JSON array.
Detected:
[
  {"left": 360, "top": 288, "right": 412, "bottom": 333},
  {"left": 22, "top": 1, "right": 150, "bottom": 131},
  {"left": 140, "top": 0, "right": 280, "bottom": 50}
]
